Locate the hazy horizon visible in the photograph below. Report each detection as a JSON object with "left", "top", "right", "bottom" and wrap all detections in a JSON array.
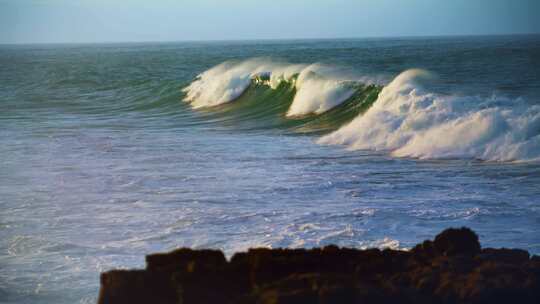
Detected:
[{"left": 2, "top": 0, "right": 539, "bottom": 44}]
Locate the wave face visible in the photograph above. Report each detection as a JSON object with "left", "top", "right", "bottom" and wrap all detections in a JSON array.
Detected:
[{"left": 319, "top": 69, "right": 540, "bottom": 162}]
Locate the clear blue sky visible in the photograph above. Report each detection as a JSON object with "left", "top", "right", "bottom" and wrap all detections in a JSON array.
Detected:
[{"left": 1, "top": 0, "right": 539, "bottom": 44}]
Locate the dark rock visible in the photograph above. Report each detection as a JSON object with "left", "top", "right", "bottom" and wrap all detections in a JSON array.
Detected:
[
  {"left": 433, "top": 227, "right": 481, "bottom": 256},
  {"left": 97, "top": 227, "right": 540, "bottom": 304},
  {"left": 146, "top": 248, "right": 226, "bottom": 271},
  {"left": 98, "top": 270, "right": 177, "bottom": 304},
  {"left": 480, "top": 248, "right": 530, "bottom": 265}
]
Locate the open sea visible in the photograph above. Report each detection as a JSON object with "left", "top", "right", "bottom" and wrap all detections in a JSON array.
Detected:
[{"left": 1, "top": 35, "right": 540, "bottom": 303}]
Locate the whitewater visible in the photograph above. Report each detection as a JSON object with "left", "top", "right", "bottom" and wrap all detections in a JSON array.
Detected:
[{"left": 1, "top": 36, "right": 540, "bottom": 304}]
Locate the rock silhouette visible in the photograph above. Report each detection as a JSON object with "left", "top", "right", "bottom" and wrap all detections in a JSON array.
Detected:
[{"left": 98, "top": 227, "right": 540, "bottom": 304}]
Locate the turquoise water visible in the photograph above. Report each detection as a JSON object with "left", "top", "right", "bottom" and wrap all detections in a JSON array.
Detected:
[{"left": 1, "top": 35, "right": 540, "bottom": 303}]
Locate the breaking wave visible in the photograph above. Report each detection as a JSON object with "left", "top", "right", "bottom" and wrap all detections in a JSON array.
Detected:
[
  {"left": 319, "top": 69, "right": 540, "bottom": 162},
  {"left": 182, "top": 59, "right": 376, "bottom": 116},
  {"left": 183, "top": 59, "right": 540, "bottom": 162}
]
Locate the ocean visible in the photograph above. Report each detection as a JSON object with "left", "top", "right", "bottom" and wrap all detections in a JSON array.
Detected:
[{"left": 1, "top": 35, "right": 540, "bottom": 303}]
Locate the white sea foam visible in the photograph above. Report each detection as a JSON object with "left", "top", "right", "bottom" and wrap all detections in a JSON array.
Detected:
[
  {"left": 319, "top": 69, "right": 540, "bottom": 162},
  {"left": 182, "top": 59, "right": 362, "bottom": 116},
  {"left": 286, "top": 65, "right": 356, "bottom": 116}
]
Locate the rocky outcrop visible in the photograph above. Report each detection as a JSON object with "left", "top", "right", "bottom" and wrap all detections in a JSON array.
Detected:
[{"left": 98, "top": 227, "right": 540, "bottom": 304}]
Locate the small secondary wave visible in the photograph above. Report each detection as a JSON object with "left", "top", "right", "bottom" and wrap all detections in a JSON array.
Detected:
[{"left": 183, "top": 59, "right": 540, "bottom": 162}]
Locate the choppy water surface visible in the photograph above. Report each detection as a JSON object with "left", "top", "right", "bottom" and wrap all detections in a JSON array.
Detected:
[{"left": 1, "top": 36, "right": 540, "bottom": 303}]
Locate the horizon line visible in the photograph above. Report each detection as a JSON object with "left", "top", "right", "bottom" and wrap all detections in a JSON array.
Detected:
[{"left": 2, "top": 31, "right": 539, "bottom": 47}]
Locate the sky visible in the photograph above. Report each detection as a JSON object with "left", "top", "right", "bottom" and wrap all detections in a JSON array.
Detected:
[{"left": 1, "top": 0, "right": 539, "bottom": 44}]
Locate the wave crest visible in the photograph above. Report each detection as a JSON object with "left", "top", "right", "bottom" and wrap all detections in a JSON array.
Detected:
[{"left": 182, "top": 59, "right": 370, "bottom": 116}]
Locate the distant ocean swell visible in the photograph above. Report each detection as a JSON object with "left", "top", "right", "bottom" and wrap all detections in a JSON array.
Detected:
[{"left": 182, "top": 59, "right": 540, "bottom": 162}]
